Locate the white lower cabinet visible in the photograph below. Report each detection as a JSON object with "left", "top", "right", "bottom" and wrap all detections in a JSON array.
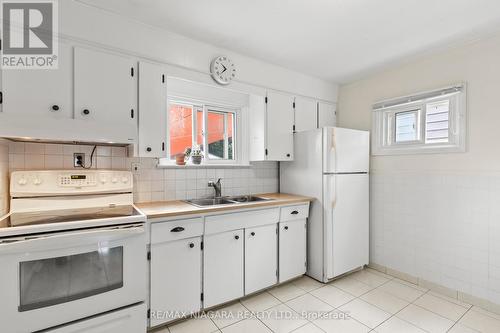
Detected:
[
  {"left": 203, "top": 229, "right": 244, "bottom": 308},
  {"left": 279, "top": 219, "right": 307, "bottom": 283},
  {"left": 245, "top": 224, "right": 278, "bottom": 295}
]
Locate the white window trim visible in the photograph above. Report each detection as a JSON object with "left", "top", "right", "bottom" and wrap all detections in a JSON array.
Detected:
[
  {"left": 372, "top": 84, "right": 467, "bottom": 156},
  {"left": 159, "top": 97, "right": 248, "bottom": 167}
]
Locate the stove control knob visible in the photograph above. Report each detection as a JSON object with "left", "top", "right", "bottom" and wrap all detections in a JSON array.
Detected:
[
  {"left": 33, "top": 178, "right": 42, "bottom": 185},
  {"left": 18, "top": 178, "right": 27, "bottom": 185},
  {"left": 111, "top": 178, "right": 118, "bottom": 184},
  {"left": 122, "top": 177, "right": 129, "bottom": 183},
  {"left": 100, "top": 177, "right": 107, "bottom": 184}
]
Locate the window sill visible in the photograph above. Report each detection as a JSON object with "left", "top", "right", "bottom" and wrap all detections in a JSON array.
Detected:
[{"left": 157, "top": 162, "right": 252, "bottom": 169}]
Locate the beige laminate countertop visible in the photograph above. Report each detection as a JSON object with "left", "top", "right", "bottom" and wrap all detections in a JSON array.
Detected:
[{"left": 135, "top": 193, "right": 313, "bottom": 219}]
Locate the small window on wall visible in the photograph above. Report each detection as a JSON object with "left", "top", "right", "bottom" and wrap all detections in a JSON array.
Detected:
[
  {"left": 372, "top": 84, "right": 466, "bottom": 155},
  {"left": 166, "top": 100, "right": 238, "bottom": 163}
]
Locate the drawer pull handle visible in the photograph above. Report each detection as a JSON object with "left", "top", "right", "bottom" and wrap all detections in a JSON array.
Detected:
[
  {"left": 284, "top": 226, "right": 289, "bottom": 230},
  {"left": 171, "top": 227, "right": 185, "bottom": 233},
  {"left": 234, "top": 235, "right": 240, "bottom": 240},
  {"left": 291, "top": 210, "right": 299, "bottom": 215},
  {"left": 250, "top": 232, "right": 255, "bottom": 236},
  {"left": 189, "top": 243, "right": 195, "bottom": 248}
]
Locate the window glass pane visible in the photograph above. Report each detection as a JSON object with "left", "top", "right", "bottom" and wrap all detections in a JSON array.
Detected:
[
  {"left": 207, "top": 111, "right": 225, "bottom": 159},
  {"left": 426, "top": 100, "right": 450, "bottom": 143},
  {"left": 395, "top": 111, "right": 418, "bottom": 142},
  {"left": 196, "top": 110, "right": 204, "bottom": 152},
  {"left": 228, "top": 113, "right": 234, "bottom": 160},
  {"left": 169, "top": 104, "right": 193, "bottom": 159},
  {"left": 19, "top": 247, "right": 123, "bottom": 312}
]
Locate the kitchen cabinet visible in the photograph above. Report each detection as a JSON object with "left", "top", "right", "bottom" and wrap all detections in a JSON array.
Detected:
[
  {"left": 150, "top": 219, "right": 203, "bottom": 327},
  {"left": 245, "top": 224, "right": 277, "bottom": 294},
  {"left": 74, "top": 47, "right": 137, "bottom": 128},
  {"left": 318, "top": 101, "right": 337, "bottom": 127},
  {"left": 279, "top": 218, "right": 307, "bottom": 283},
  {"left": 138, "top": 62, "right": 166, "bottom": 158},
  {"left": 294, "top": 97, "right": 318, "bottom": 132},
  {"left": 266, "top": 91, "right": 294, "bottom": 161},
  {"left": 203, "top": 229, "right": 244, "bottom": 308},
  {"left": 1, "top": 42, "right": 73, "bottom": 119}
]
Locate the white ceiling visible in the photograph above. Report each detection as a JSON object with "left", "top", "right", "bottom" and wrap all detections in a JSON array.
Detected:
[{"left": 77, "top": 0, "right": 500, "bottom": 83}]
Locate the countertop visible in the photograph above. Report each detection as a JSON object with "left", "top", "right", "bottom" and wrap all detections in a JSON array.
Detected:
[{"left": 135, "top": 193, "right": 313, "bottom": 219}]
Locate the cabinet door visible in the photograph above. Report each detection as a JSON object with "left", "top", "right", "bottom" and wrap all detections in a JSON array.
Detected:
[
  {"left": 2, "top": 42, "right": 73, "bottom": 119},
  {"left": 138, "top": 62, "right": 166, "bottom": 158},
  {"left": 294, "top": 97, "right": 317, "bottom": 132},
  {"left": 279, "top": 219, "right": 307, "bottom": 283},
  {"left": 245, "top": 224, "right": 277, "bottom": 294},
  {"left": 204, "top": 230, "right": 244, "bottom": 308},
  {"left": 74, "top": 47, "right": 136, "bottom": 126},
  {"left": 150, "top": 236, "right": 202, "bottom": 327},
  {"left": 266, "top": 91, "right": 294, "bottom": 161},
  {"left": 318, "top": 102, "right": 337, "bottom": 127}
]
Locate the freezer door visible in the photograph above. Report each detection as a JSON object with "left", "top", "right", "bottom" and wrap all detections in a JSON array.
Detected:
[
  {"left": 324, "top": 174, "right": 369, "bottom": 279},
  {"left": 323, "top": 127, "right": 370, "bottom": 173}
]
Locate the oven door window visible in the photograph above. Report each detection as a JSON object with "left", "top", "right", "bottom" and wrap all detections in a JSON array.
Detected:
[{"left": 19, "top": 247, "right": 123, "bottom": 312}]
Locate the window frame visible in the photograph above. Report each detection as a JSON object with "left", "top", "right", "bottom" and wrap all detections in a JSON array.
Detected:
[
  {"left": 372, "top": 84, "right": 467, "bottom": 155},
  {"left": 162, "top": 98, "right": 242, "bottom": 166}
]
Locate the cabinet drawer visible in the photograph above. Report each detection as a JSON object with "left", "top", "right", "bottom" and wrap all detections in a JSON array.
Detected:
[
  {"left": 151, "top": 217, "right": 203, "bottom": 244},
  {"left": 205, "top": 208, "right": 279, "bottom": 235},
  {"left": 280, "top": 204, "right": 310, "bottom": 222}
]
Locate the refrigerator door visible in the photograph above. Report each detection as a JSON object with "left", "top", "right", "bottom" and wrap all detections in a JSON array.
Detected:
[
  {"left": 324, "top": 174, "right": 369, "bottom": 279},
  {"left": 323, "top": 127, "right": 370, "bottom": 174}
]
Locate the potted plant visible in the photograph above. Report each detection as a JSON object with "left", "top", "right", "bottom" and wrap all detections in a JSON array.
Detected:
[
  {"left": 185, "top": 145, "right": 203, "bottom": 165},
  {"left": 175, "top": 153, "right": 186, "bottom": 166}
]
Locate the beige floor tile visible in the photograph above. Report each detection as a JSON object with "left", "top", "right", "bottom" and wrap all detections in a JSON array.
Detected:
[
  {"left": 241, "top": 291, "right": 281, "bottom": 313},
  {"left": 221, "top": 317, "right": 271, "bottom": 333},
  {"left": 428, "top": 291, "right": 472, "bottom": 308},
  {"left": 397, "top": 304, "right": 454, "bottom": 333},
  {"left": 291, "top": 275, "right": 325, "bottom": 292},
  {"left": 448, "top": 323, "right": 480, "bottom": 333},
  {"left": 259, "top": 303, "right": 309, "bottom": 333},
  {"left": 350, "top": 269, "right": 390, "bottom": 287},
  {"left": 168, "top": 316, "right": 219, "bottom": 333},
  {"left": 310, "top": 285, "right": 356, "bottom": 308},
  {"left": 378, "top": 280, "right": 425, "bottom": 302},
  {"left": 208, "top": 302, "right": 252, "bottom": 328},
  {"left": 373, "top": 316, "right": 426, "bottom": 333},
  {"left": 470, "top": 305, "right": 500, "bottom": 321},
  {"left": 314, "top": 310, "right": 371, "bottom": 333},
  {"left": 330, "top": 276, "right": 373, "bottom": 296},
  {"left": 151, "top": 326, "right": 171, "bottom": 333},
  {"left": 414, "top": 293, "right": 469, "bottom": 321},
  {"left": 459, "top": 308, "right": 500, "bottom": 333},
  {"left": 290, "top": 323, "right": 324, "bottom": 333},
  {"left": 339, "top": 299, "right": 391, "bottom": 329},
  {"left": 285, "top": 293, "right": 334, "bottom": 320},
  {"left": 365, "top": 268, "right": 393, "bottom": 280},
  {"left": 392, "top": 278, "right": 428, "bottom": 292},
  {"left": 360, "top": 288, "right": 409, "bottom": 314},
  {"left": 269, "top": 282, "right": 307, "bottom": 302}
]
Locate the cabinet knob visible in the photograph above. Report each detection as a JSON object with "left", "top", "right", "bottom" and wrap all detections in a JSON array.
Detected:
[
  {"left": 51, "top": 105, "right": 60, "bottom": 111},
  {"left": 286, "top": 153, "right": 291, "bottom": 158},
  {"left": 146, "top": 147, "right": 152, "bottom": 152},
  {"left": 234, "top": 235, "right": 240, "bottom": 240},
  {"left": 82, "top": 109, "right": 90, "bottom": 115},
  {"left": 291, "top": 210, "right": 299, "bottom": 215},
  {"left": 284, "top": 226, "right": 289, "bottom": 230},
  {"left": 189, "top": 243, "right": 195, "bottom": 248},
  {"left": 250, "top": 232, "right": 255, "bottom": 236}
]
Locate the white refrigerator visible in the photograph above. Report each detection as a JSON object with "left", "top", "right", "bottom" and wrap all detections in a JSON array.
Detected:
[{"left": 280, "top": 127, "right": 370, "bottom": 282}]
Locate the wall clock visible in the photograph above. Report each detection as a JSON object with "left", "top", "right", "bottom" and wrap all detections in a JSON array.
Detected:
[{"left": 210, "top": 56, "right": 236, "bottom": 85}]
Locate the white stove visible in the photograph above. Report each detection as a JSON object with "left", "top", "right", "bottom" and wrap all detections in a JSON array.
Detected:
[{"left": 0, "top": 170, "right": 147, "bottom": 333}]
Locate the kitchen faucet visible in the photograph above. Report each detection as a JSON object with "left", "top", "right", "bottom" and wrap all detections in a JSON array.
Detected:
[{"left": 208, "top": 178, "right": 222, "bottom": 198}]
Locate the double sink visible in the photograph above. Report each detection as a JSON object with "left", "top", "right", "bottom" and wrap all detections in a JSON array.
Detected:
[{"left": 185, "top": 195, "right": 273, "bottom": 207}]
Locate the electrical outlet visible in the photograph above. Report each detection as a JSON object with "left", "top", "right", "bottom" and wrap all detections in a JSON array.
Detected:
[{"left": 74, "top": 153, "right": 85, "bottom": 168}]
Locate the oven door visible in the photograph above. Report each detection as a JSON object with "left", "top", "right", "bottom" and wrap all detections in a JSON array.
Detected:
[{"left": 0, "top": 223, "right": 147, "bottom": 333}]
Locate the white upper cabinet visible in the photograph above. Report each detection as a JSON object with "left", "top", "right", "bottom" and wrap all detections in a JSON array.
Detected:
[
  {"left": 138, "top": 62, "right": 166, "bottom": 158},
  {"left": 266, "top": 91, "right": 294, "bottom": 161},
  {"left": 1, "top": 42, "right": 73, "bottom": 119},
  {"left": 294, "top": 97, "right": 317, "bottom": 132},
  {"left": 318, "top": 101, "right": 337, "bottom": 127},
  {"left": 74, "top": 47, "right": 137, "bottom": 127}
]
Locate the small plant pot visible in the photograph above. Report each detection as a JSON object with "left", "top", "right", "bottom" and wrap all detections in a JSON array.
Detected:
[
  {"left": 175, "top": 154, "right": 186, "bottom": 166},
  {"left": 191, "top": 155, "right": 202, "bottom": 165}
]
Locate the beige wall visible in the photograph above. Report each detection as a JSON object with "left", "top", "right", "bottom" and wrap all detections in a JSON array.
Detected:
[
  {"left": 0, "top": 139, "right": 9, "bottom": 216},
  {"left": 337, "top": 32, "right": 500, "bottom": 308}
]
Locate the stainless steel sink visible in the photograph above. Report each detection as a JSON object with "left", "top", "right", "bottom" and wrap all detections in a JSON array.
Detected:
[
  {"left": 226, "top": 195, "right": 273, "bottom": 203},
  {"left": 185, "top": 198, "right": 236, "bottom": 207}
]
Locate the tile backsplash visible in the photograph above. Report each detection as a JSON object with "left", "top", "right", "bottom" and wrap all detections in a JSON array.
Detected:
[
  {"left": 0, "top": 140, "right": 9, "bottom": 216},
  {"left": 6, "top": 141, "right": 279, "bottom": 203}
]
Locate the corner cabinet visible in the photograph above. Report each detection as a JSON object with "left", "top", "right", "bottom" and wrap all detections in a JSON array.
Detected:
[{"left": 318, "top": 101, "right": 337, "bottom": 127}]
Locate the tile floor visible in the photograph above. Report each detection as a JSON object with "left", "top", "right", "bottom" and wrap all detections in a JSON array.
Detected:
[{"left": 152, "top": 268, "right": 500, "bottom": 333}]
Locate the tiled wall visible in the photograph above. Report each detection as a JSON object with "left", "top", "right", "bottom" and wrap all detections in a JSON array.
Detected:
[
  {"left": 6, "top": 141, "right": 279, "bottom": 203},
  {"left": 0, "top": 140, "right": 9, "bottom": 216},
  {"left": 371, "top": 170, "right": 500, "bottom": 305}
]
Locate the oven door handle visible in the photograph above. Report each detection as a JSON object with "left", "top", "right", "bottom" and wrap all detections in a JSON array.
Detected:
[{"left": 0, "top": 224, "right": 145, "bottom": 254}]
